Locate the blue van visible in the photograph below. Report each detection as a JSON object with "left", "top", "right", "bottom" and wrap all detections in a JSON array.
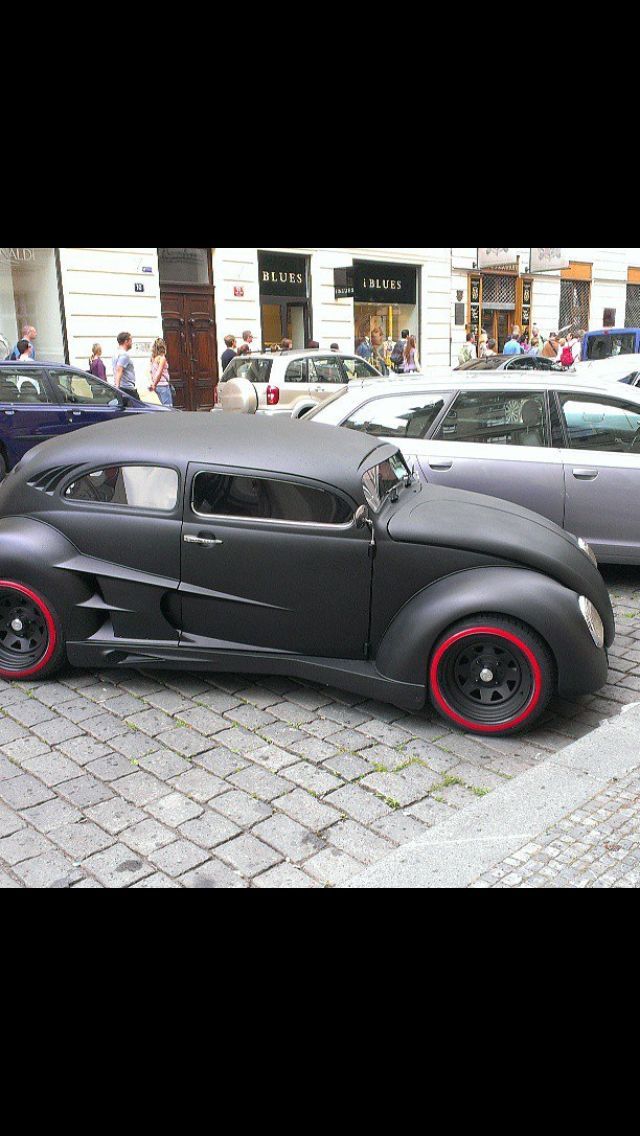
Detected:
[{"left": 582, "top": 328, "right": 640, "bottom": 361}]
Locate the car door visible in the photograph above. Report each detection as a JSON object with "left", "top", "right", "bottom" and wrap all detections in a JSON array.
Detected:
[
  {"left": 0, "top": 366, "right": 69, "bottom": 467},
  {"left": 556, "top": 389, "right": 640, "bottom": 561},
  {"left": 308, "top": 356, "right": 348, "bottom": 397},
  {"left": 422, "top": 388, "right": 566, "bottom": 527},
  {"left": 341, "top": 357, "right": 381, "bottom": 383},
  {"left": 48, "top": 368, "right": 126, "bottom": 432},
  {"left": 180, "top": 465, "right": 371, "bottom": 658}
]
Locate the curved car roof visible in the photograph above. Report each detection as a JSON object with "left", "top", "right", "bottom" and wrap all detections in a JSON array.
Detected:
[{"left": 17, "top": 410, "right": 396, "bottom": 496}]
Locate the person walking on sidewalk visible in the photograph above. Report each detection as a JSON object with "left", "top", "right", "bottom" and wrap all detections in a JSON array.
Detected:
[
  {"left": 89, "top": 344, "right": 107, "bottom": 382},
  {"left": 459, "top": 333, "right": 477, "bottom": 366},
  {"left": 221, "top": 335, "right": 237, "bottom": 372},
  {"left": 113, "top": 332, "right": 141, "bottom": 401},
  {"left": 9, "top": 325, "right": 37, "bottom": 360},
  {"left": 149, "top": 338, "right": 174, "bottom": 407},
  {"left": 402, "top": 335, "right": 420, "bottom": 373}
]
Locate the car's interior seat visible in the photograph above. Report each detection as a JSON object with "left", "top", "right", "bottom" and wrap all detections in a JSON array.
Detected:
[
  {"left": 18, "top": 381, "right": 40, "bottom": 403},
  {"left": 0, "top": 378, "right": 18, "bottom": 402},
  {"left": 521, "top": 399, "right": 544, "bottom": 447}
]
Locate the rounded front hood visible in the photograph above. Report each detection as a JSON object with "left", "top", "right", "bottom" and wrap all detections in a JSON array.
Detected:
[{"left": 388, "top": 484, "right": 615, "bottom": 646}]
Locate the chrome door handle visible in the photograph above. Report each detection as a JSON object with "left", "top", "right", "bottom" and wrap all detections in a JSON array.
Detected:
[
  {"left": 184, "top": 535, "right": 224, "bottom": 547},
  {"left": 429, "top": 460, "right": 453, "bottom": 471},
  {"left": 3, "top": 409, "right": 15, "bottom": 416},
  {"left": 572, "top": 468, "right": 599, "bottom": 481}
]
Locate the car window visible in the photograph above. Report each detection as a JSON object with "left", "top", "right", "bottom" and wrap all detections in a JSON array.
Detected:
[
  {"left": 559, "top": 393, "right": 640, "bottom": 453},
  {"left": 50, "top": 370, "right": 120, "bottom": 406},
  {"left": 342, "top": 357, "right": 379, "bottom": 380},
  {"left": 285, "top": 359, "right": 307, "bottom": 383},
  {"left": 0, "top": 368, "right": 49, "bottom": 404},
  {"left": 437, "top": 391, "right": 548, "bottom": 447},
  {"left": 343, "top": 393, "right": 447, "bottom": 439},
  {"left": 309, "top": 358, "right": 346, "bottom": 385},
  {"left": 586, "top": 333, "right": 638, "bottom": 361},
  {"left": 222, "top": 358, "right": 273, "bottom": 384},
  {"left": 192, "top": 472, "right": 352, "bottom": 525},
  {"left": 64, "top": 466, "right": 179, "bottom": 510},
  {"left": 507, "top": 356, "right": 552, "bottom": 370}
]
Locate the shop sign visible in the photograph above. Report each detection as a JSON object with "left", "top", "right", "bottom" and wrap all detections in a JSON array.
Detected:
[
  {"left": 530, "top": 247, "right": 570, "bottom": 273},
  {"left": 258, "top": 251, "right": 308, "bottom": 298},
  {"left": 1, "top": 247, "right": 36, "bottom": 263},
  {"left": 353, "top": 261, "right": 418, "bottom": 305},
  {"left": 478, "top": 248, "right": 516, "bottom": 270},
  {"left": 334, "top": 267, "right": 354, "bottom": 300}
]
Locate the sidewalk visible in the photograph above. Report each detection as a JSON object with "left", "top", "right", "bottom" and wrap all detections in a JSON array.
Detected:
[{"left": 341, "top": 703, "right": 640, "bottom": 889}]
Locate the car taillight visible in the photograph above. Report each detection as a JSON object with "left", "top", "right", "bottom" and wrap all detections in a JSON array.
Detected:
[{"left": 267, "top": 385, "right": 280, "bottom": 406}]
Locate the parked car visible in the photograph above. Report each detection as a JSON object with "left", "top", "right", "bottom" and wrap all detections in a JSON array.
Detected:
[
  {"left": 0, "top": 413, "right": 612, "bottom": 735},
  {"left": 0, "top": 361, "right": 168, "bottom": 479},
  {"left": 582, "top": 328, "right": 640, "bottom": 361},
  {"left": 218, "top": 350, "right": 381, "bottom": 418},
  {"left": 575, "top": 356, "right": 640, "bottom": 386},
  {"left": 306, "top": 374, "right": 640, "bottom": 564},
  {"left": 457, "top": 354, "right": 560, "bottom": 373}
]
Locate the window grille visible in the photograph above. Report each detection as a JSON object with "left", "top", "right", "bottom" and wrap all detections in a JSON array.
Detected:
[{"left": 559, "top": 280, "right": 591, "bottom": 332}]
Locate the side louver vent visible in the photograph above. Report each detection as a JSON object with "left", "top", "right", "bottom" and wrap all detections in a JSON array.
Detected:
[{"left": 27, "top": 466, "right": 78, "bottom": 494}]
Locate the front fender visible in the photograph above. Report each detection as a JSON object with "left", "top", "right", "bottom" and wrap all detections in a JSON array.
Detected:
[
  {"left": 0, "top": 517, "right": 97, "bottom": 641},
  {"left": 375, "top": 567, "right": 609, "bottom": 700}
]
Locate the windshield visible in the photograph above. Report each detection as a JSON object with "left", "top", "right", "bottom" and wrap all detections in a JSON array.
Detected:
[
  {"left": 362, "top": 453, "right": 409, "bottom": 512},
  {"left": 586, "top": 333, "right": 638, "bottom": 361}
]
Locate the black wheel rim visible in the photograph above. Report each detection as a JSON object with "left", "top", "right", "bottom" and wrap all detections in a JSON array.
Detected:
[
  {"left": 0, "top": 588, "right": 49, "bottom": 672},
  {"left": 439, "top": 634, "right": 535, "bottom": 727}
]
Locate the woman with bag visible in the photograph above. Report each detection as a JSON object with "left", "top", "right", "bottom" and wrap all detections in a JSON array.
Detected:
[{"left": 149, "top": 339, "right": 174, "bottom": 407}]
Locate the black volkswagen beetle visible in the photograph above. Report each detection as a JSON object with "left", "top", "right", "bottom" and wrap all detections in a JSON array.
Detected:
[{"left": 0, "top": 415, "right": 614, "bottom": 736}]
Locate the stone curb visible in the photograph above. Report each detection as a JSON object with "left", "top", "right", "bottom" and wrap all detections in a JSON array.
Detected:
[{"left": 339, "top": 703, "right": 640, "bottom": 889}]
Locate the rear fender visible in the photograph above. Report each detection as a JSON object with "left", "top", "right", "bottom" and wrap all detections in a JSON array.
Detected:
[
  {"left": 0, "top": 517, "right": 98, "bottom": 641},
  {"left": 375, "top": 567, "right": 608, "bottom": 699}
]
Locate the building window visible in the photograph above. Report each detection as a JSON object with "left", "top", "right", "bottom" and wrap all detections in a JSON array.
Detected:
[
  {"left": 0, "top": 248, "right": 66, "bottom": 363},
  {"left": 560, "top": 279, "right": 591, "bottom": 332},
  {"left": 158, "top": 248, "right": 211, "bottom": 287},
  {"left": 626, "top": 284, "right": 640, "bottom": 328}
]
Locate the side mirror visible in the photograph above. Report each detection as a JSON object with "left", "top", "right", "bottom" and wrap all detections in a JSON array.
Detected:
[{"left": 355, "top": 505, "right": 369, "bottom": 529}]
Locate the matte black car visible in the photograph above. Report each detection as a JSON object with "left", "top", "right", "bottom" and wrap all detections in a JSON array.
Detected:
[{"left": 0, "top": 415, "right": 614, "bottom": 736}]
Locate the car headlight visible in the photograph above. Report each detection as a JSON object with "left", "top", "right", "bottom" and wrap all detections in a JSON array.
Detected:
[
  {"left": 578, "top": 538, "right": 598, "bottom": 568},
  {"left": 579, "top": 596, "right": 605, "bottom": 650}
]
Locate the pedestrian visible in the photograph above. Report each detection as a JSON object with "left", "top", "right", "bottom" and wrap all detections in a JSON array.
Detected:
[
  {"left": 356, "top": 337, "right": 372, "bottom": 361},
  {"left": 559, "top": 332, "right": 581, "bottom": 368},
  {"left": 15, "top": 339, "right": 33, "bottom": 363},
  {"left": 307, "top": 340, "right": 320, "bottom": 350},
  {"left": 330, "top": 343, "right": 340, "bottom": 352},
  {"left": 237, "top": 344, "right": 251, "bottom": 356},
  {"left": 241, "top": 330, "right": 259, "bottom": 353},
  {"left": 485, "top": 338, "right": 498, "bottom": 357},
  {"left": 458, "top": 333, "right": 477, "bottom": 366},
  {"left": 9, "top": 325, "right": 37, "bottom": 360},
  {"left": 503, "top": 333, "right": 523, "bottom": 357},
  {"left": 402, "top": 335, "right": 420, "bottom": 373},
  {"left": 113, "top": 331, "right": 141, "bottom": 400},
  {"left": 221, "top": 335, "right": 237, "bottom": 372},
  {"left": 391, "top": 329, "right": 410, "bottom": 372},
  {"left": 529, "top": 331, "right": 543, "bottom": 357},
  {"left": 149, "top": 338, "right": 173, "bottom": 407},
  {"left": 89, "top": 344, "right": 107, "bottom": 381},
  {"left": 542, "top": 332, "right": 559, "bottom": 360},
  {"left": 280, "top": 338, "right": 293, "bottom": 351},
  {"left": 370, "top": 329, "right": 389, "bottom": 375}
]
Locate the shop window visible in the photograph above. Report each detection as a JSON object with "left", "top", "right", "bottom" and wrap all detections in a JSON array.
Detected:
[
  {"left": 560, "top": 280, "right": 591, "bottom": 333},
  {"left": 0, "top": 248, "right": 66, "bottom": 363},
  {"left": 626, "top": 284, "right": 640, "bottom": 328},
  {"left": 158, "top": 248, "right": 211, "bottom": 287},
  {"left": 481, "top": 275, "right": 517, "bottom": 307}
]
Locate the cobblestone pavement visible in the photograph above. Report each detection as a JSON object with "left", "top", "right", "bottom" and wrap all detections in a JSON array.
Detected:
[
  {"left": 470, "top": 770, "right": 640, "bottom": 889},
  {"left": 1, "top": 566, "right": 639, "bottom": 889}
]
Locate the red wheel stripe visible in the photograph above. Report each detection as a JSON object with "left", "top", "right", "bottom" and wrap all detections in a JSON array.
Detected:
[
  {"left": 0, "top": 581, "right": 57, "bottom": 680},
  {"left": 430, "top": 626, "right": 543, "bottom": 735}
]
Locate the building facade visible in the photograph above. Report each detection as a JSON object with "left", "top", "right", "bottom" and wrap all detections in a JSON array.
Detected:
[{"left": 3, "top": 248, "right": 640, "bottom": 409}]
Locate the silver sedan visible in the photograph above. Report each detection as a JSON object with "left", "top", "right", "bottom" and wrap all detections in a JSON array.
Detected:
[{"left": 307, "top": 374, "right": 640, "bottom": 564}]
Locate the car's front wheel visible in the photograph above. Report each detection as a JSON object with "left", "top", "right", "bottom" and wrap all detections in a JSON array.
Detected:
[
  {"left": 0, "top": 582, "right": 65, "bottom": 681},
  {"left": 429, "top": 617, "right": 554, "bottom": 736}
]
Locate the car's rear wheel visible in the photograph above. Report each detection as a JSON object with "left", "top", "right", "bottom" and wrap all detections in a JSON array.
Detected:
[
  {"left": 0, "top": 582, "right": 65, "bottom": 681},
  {"left": 429, "top": 617, "right": 554, "bottom": 736}
]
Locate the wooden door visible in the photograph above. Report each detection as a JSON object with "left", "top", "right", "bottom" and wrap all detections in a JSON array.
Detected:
[{"left": 161, "top": 292, "right": 218, "bottom": 411}]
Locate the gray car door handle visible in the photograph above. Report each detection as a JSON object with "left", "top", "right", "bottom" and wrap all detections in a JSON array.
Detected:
[
  {"left": 429, "top": 460, "right": 453, "bottom": 471},
  {"left": 184, "top": 535, "right": 224, "bottom": 547},
  {"left": 572, "top": 468, "right": 599, "bottom": 481}
]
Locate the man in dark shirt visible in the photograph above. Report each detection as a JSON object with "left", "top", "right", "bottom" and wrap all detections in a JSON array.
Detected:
[{"left": 221, "top": 335, "right": 237, "bottom": 373}]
